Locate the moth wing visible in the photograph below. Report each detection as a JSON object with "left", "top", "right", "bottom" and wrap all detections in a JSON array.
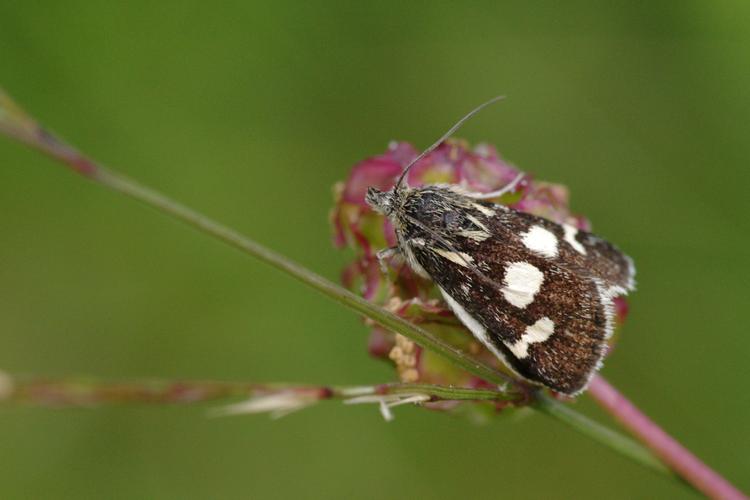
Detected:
[
  {"left": 405, "top": 197, "right": 632, "bottom": 394},
  {"left": 495, "top": 208, "right": 636, "bottom": 293}
]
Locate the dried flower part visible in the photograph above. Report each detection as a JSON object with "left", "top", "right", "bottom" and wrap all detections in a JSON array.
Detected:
[
  {"left": 331, "top": 140, "right": 628, "bottom": 396},
  {"left": 389, "top": 334, "right": 419, "bottom": 383}
]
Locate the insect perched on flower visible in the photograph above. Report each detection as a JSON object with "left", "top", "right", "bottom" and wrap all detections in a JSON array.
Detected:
[{"left": 334, "top": 98, "right": 635, "bottom": 396}]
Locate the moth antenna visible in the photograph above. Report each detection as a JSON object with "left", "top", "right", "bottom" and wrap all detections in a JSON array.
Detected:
[{"left": 393, "top": 95, "right": 506, "bottom": 192}]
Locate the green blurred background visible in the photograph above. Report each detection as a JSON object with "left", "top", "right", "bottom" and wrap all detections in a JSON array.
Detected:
[{"left": 1, "top": 2, "right": 748, "bottom": 498}]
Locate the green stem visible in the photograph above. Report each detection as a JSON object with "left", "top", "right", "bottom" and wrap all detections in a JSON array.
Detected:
[
  {"left": 0, "top": 87, "right": 682, "bottom": 484},
  {"left": 533, "top": 392, "right": 673, "bottom": 476}
]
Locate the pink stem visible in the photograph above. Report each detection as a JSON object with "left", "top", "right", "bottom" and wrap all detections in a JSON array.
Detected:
[{"left": 589, "top": 375, "right": 746, "bottom": 499}]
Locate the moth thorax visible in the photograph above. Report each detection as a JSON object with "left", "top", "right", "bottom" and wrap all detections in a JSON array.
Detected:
[{"left": 403, "top": 190, "right": 455, "bottom": 228}]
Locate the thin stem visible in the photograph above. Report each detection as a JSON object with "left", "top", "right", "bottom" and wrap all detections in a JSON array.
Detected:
[
  {"left": 533, "top": 392, "right": 673, "bottom": 476},
  {"left": 0, "top": 372, "right": 515, "bottom": 407},
  {"left": 588, "top": 375, "right": 747, "bottom": 500},
  {"left": 0, "top": 87, "right": 721, "bottom": 492}
]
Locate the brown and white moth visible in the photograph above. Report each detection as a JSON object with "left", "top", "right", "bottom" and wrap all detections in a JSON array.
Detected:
[{"left": 365, "top": 98, "right": 635, "bottom": 395}]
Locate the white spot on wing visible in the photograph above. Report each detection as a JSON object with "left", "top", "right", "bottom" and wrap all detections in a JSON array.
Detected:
[
  {"left": 458, "top": 230, "right": 491, "bottom": 242},
  {"left": 563, "top": 224, "right": 586, "bottom": 255},
  {"left": 466, "top": 214, "right": 490, "bottom": 233},
  {"left": 401, "top": 240, "right": 429, "bottom": 278},
  {"left": 506, "top": 317, "right": 555, "bottom": 359},
  {"left": 624, "top": 255, "right": 637, "bottom": 291},
  {"left": 521, "top": 226, "right": 559, "bottom": 258},
  {"left": 440, "top": 287, "right": 541, "bottom": 384},
  {"left": 434, "top": 248, "right": 474, "bottom": 267},
  {"left": 472, "top": 203, "right": 495, "bottom": 216},
  {"left": 502, "top": 261, "right": 544, "bottom": 308}
]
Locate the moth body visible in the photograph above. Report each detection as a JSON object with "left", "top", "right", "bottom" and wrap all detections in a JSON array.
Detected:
[{"left": 366, "top": 184, "right": 635, "bottom": 395}]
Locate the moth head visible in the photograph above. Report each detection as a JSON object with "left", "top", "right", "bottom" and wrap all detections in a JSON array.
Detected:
[{"left": 365, "top": 187, "right": 396, "bottom": 216}]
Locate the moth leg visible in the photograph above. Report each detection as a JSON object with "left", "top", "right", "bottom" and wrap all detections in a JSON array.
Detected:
[
  {"left": 466, "top": 171, "right": 525, "bottom": 200},
  {"left": 376, "top": 246, "right": 401, "bottom": 274}
]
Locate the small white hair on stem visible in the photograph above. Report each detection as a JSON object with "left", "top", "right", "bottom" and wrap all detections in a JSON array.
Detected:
[
  {"left": 344, "top": 393, "right": 431, "bottom": 422},
  {"left": 210, "top": 391, "right": 318, "bottom": 419}
]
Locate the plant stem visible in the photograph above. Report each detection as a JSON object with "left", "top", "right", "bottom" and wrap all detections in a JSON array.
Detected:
[
  {"left": 533, "top": 392, "right": 672, "bottom": 476},
  {"left": 0, "top": 372, "right": 515, "bottom": 408},
  {"left": 588, "top": 375, "right": 747, "bottom": 500},
  {"left": 2, "top": 87, "right": 734, "bottom": 495}
]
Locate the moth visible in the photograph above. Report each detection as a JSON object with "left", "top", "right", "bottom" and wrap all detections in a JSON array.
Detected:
[{"left": 365, "top": 97, "right": 635, "bottom": 395}]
